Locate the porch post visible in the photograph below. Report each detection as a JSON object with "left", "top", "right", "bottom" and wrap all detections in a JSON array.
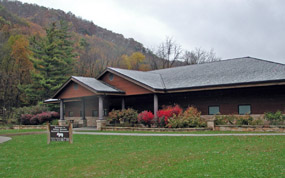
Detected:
[
  {"left": 81, "top": 98, "right": 87, "bottom": 127},
  {"left": 58, "top": 99, "right": 66, "bottom": 126},
  {"left": 98, "top": 95, "right": 104, "bottom": 120},
  {"left": 122, "top": 97, "right": 125, "bottom": 110},
  {"left": 60, "top": 99, "right": 64, "bottom": 120},
  {"left": 81, "top": 98, "right": 86, "bottom": 120},
  {"left": 97, "top": 95, "right": 106, "bottom": 130},
  {"left": 154, "top": 94, "right": 158, "bottom": 119}
]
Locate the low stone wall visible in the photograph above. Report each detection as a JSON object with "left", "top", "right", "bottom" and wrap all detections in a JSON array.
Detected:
[
  {"left": 12, "top": 125, "right": 47, "bottom": 130},
  {"left": 103, "top": 127, "right": 211, "bottom": 132},
  {"left": 215, "top": 125, "right": 285, "bottom": 132},
  {"left": 65, "top": 117, "right": 108, "bottom": 127}
]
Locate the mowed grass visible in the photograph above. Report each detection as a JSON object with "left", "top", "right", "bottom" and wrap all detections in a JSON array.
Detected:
[
  {"left": 0, "top": 134, "right": 284, "bottom": 178},
  {"left": 0, "top": 129, "right": 45, "bottom": 135}
]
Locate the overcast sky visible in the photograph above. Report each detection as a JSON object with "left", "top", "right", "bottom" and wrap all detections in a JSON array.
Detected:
[{"left": 20, "top": 0, "right": 285, "bottom": 64}]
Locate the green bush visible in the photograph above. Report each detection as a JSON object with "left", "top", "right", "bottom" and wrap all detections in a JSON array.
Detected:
[
  {"left": 264, "top": 111, "right": 285, "bottom": 125},
  {"left": 215, "top": 115, "right": 263, "bottom": 125},
  {"left": 108, "top": 108, "right": 138, "bottom": 126},
  {"left": 214, "top": 115, "right": 235, "bottom": 125},
  {"left": 51, "top": 119, "right": 59, "bottom": 125},
  {"left": 236, "top": 115, "right": 254, "bottom": 125},
  {"left": 167, "top": 106, "right": 206, "bottom": 128}
]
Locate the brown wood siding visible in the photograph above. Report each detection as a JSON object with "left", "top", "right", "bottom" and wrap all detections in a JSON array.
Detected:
[
  {"left": 101, "top": 72, "right": 152, "bottom": 95},
  {"left": 57, "top": 81, "right": 95, "bottom": 99},
  {"left": 158, "top": 85, "right": 285, "bottom": 115},
  {"left": 119, "top": 85, "right": 285, "bottom": 115}
]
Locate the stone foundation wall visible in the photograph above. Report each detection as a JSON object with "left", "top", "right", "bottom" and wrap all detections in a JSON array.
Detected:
[
  {"left": 215, "top": 125, "right": 285, "bottom": 132},
  {"left": 12, "top": 125, "right": 47, "bottom": 129},
  {"left": 103, "top": 127, "right": 211, "bottom": 132},
  {"left": 65, "top": 117, "right": 108, "bottom": 127}
]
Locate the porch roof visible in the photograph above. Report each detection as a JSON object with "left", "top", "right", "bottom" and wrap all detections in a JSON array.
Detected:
[
  {"left": 52, "top": 76, "right": 124, "bottom": 99},
  {"left": 72, "top": 76, "right": 124, "bottom": 93}
]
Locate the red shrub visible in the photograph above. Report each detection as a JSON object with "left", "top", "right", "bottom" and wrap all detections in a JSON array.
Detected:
[
  {"left": 20, "top": 111, "right": 59, "bottom": 125},
  {"left": 20, "top": 114, "right": 33, "bottom": 125},
  {"left": 138, "top": 111, "right": 154, "bottom": 127},
  {"left": 157, "top": 105, "right": 183, "bottom": 126}
]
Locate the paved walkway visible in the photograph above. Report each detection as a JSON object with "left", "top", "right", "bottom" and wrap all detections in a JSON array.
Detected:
[
  {"left": 74, "top": 132, "right": 285, "bottom": 137},
  {"left": 0, "top": 136, "right": 12, "bottom": 143}
]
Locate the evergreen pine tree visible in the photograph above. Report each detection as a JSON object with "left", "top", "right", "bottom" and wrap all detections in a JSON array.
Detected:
[{"left": 25, "top": 21, "right": 76, "bottom": 103}]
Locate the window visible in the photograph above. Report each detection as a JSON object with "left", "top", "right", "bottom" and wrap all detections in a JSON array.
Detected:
[
  {"left": 74, "top": 83, "right": 78, "bottom": 90},
  {"left": 104, "top": 109, "right": 108, "bottom": 116},
  {"left": 239, "top": 105, "right": 251, "bottom": 115},
  {"left": 92, "top": 110, "right": 98, "bottom": 117},
  {"left": 80, "top": 111, "right": 82, "bottom": 117},
  {"left": 109, "top": 73, "right": 114, "bottom": 81},
  {"left": 209, "top": 106, "right": 220, "bottom": 115},
  {"left": 69, "top": 111, "right": 74, "bottom": 117}
]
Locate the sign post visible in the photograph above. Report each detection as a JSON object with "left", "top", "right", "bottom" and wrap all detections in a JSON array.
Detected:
[{"left": 47, "top": 123, "right": 73, "bottom": 144}]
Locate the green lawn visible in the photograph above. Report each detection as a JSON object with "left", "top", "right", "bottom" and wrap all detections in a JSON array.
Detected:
[
  {"left": 0, "top": 129, "right": 45, "bottom": 135},
  {"left": 0, "top": 134, "right": 284, "bottom": 178},
  {"left": 75, "top": 130, "right": 269, "bottom": 134}
]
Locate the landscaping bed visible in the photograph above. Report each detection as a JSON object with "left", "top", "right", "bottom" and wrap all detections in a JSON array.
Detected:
[
  {"left": 215, "top": 125, "right": 285, "bottom": 132},
  {"left": 103, "top": 126, "right": 211, "bottom": 132}
]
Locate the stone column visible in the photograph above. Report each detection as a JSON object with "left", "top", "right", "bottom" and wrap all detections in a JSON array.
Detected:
[
  {"left": 206, "top": 118, "right": 215, "bottom": 130},
  {"left": 58, "top": 99, "right": 66, "bottom": 126},
  {"left": 98, "top": 96, "right": 103, "bottom": 120},
  {"left": 81, "top": 98, "right": 87, "bottom": 127},
  {"left": 122, "top": 97, "right": 125, "bottom": 110},
  {"left": 154, "top": 94, "right": 158, "bottom": 119},
  {"left": 97, "top": 95, "right": 106, "bottom": 130}
]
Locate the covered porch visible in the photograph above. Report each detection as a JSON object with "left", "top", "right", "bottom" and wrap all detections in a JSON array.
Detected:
[{"left": 47, "top": 76, "right": 160, "bottom": 128}]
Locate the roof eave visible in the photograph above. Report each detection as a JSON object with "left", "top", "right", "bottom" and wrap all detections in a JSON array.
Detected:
[{"left": 163, "top": 79, "right": 285, "bottom": 93}]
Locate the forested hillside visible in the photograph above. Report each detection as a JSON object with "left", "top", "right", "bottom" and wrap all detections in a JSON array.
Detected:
[
  {"left": 0, "top": 0, "right": 220, "bottom": 122},
  {"left": 0, "top": 0, "right": 162, "bottom": 118}
]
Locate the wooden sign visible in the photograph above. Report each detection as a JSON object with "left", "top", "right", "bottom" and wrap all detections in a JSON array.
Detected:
[{"left": 47, "top": 123, "right": 73, "bottom": 144}]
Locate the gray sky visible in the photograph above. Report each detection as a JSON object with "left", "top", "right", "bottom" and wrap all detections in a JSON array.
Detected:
[{"left": 20, "top": 0, "right": 285, "bottom": 64}]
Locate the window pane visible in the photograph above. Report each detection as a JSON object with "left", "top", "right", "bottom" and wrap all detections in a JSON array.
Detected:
[
  {"left": 92, "top": 110, "right": 98, "bottom": 117},
  {"left": 209, "top": 106, "right": 219, "bottom": 115},
  {"left": 239, "top": 105, "right": 251, "bottom": 115},
  {"left": 104, "top": 109, "right": 108, "bottom": 116}
]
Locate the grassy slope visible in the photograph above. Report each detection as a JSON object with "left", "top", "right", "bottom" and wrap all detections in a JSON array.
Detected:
[{"left": 0, "top": 134, "right": 284, "bottom": 178}]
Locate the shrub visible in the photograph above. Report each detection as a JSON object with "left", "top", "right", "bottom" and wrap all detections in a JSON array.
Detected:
[
  {"left": 214, "top": 115, "right": 236, "bottom": 125},
  {"left": 264, "top": 111, "right": 285, "bottom": 125},
  {"left": 13, "top": 104, "right": 49, "bottom": 124},
  {"left": 215, "top": 115, "right": 264, "bottom": 125},
  {"left": 167, "top": 106, "right": 206, "bottom": 128},
  {"left": 108, "top": 108, "right": 138, "bottom": 125},
  {"left": 138, "top": 111, "right": 154, "bottom": 127},
  {"left": 236, "top": 115, "right": 254, "bottom": 125},
  {"left": 157, "top": 105, "right": 183, "bottom": 127},
  {"left": 20, "top": 111, "right": 59, "bottom": 125}
]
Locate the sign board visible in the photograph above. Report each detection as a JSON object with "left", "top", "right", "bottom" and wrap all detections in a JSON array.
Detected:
[{"left": 47, "top": 123, "right": 73, "bottom": 144}]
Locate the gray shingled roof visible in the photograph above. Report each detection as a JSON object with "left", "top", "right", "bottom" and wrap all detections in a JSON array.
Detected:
[
  {"left": 108, "top": 67, "right": 165, "bottom": 89},
  {"left": 107, "top": 57, "right": 285, "bottom": 90},
  {"left": 72, "top": 76, "right": 123, "bottom": 93}
]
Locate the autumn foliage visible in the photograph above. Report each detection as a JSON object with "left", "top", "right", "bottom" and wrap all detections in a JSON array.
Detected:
[
  {"left": 137, "top": 111, "right": 154, "bottom": 127},
  {"left": 157, "top": 105, "right": 183, "bottom": 127},
  {"left": 21, "top": 111, "right": 59, "bottom": 125}
]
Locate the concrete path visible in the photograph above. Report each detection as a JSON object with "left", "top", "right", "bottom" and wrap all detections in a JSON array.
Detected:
[
  {"left": 0, "top": 136, "right": 12, "bottom": 143},
  {"left": 74, "top": 132, "right": 285, "bottom": 137}
]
